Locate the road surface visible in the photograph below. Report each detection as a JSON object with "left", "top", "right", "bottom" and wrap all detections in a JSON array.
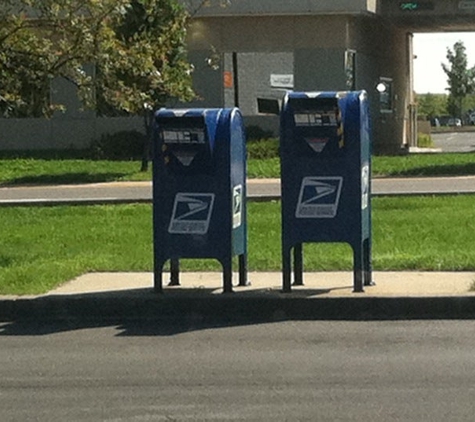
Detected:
[
  {"left": 1, "top": 175, "right": 475, "bottom": 206},
  {"left": 1, "top": 320, "right": 475, "bottom": 421},
  {"left": 432, "top": 130, "right": 475, "bottom": 152}
]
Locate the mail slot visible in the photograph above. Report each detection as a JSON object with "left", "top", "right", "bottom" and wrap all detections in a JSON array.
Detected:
[
  {"left": 280, "top": 91, "right": 372, "bottom": 293},
  {"left": 152, "top": 108, "right": 248, "bottom": 293},
  {"left": 158, "top": 115, "right": 214, "bottom": 175}
]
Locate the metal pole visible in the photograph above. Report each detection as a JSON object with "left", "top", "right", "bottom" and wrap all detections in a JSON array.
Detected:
[{"left": 232, "top": 52, "right": 239, "bottom": 107}]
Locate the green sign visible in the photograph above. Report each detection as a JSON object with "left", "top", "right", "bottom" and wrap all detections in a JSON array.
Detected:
[{"left": 399, "top": 2, "right": 434, "bottom": 10}]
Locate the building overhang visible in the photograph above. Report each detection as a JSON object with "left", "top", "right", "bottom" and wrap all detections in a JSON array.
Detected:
[
  {"left": 180, "top": 0, "right": 379, "bottom": 18},
  {"left": 381, "top": 0, "right": 475, "bottom": 32}
]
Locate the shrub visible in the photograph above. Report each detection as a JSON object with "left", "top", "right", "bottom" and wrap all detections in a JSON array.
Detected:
[
  {"left": 247, "top": 138, "right": 279, "bottom": 160},
  {"left": 245, "top": 125, "right": 274, "bottom": 141},
  {"left": 89, "top": 130, "right": 146, "bottom": 160},
  {"left": 417, "top": 133, "right": 434, "bottom": 148}
]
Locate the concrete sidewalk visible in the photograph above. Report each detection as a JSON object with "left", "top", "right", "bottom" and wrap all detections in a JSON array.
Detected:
[
  {"left": 45, "top": 271, "right": 475, "bottom": 298},
  {"left": 2, "top": 271, "right": 475, "bottom": 321}
]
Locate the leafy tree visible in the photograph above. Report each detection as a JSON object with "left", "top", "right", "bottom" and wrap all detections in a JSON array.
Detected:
[
  {"left": 92, "top": 0, "right": 196, "bottom": 170},
  {"left": 0, "top": 0, "right": 198, "bottom": 117},
  {"left": 442, "top": 41, "right": 475, "bottom": 119},
  {"left": 94, "top": 0, "right": 195, "bottom": 116},
  {"left": 0, "top": 0, "right": 211, "bottom": 170},
  {"left": 0, "top": 0, "right": 128, "bottom": 117},
  {"left": 416, "top": 93, "right": 448, "bottom": 120}
]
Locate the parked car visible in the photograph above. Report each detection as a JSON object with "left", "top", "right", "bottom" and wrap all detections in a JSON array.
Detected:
[{"left": 447, "top": 118, "right": 462, "bottom": 127}]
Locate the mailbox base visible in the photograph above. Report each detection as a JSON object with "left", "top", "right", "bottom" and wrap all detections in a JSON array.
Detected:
[
  {"left": 153, "top": 254, "right": 249, "bottom": 294},
  {"left": 282, "top": 241, "right": 372, "bottom": 294}
]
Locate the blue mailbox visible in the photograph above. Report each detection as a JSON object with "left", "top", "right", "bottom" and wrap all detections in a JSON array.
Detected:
[
  {"left": 152, "top": 108, "right": 248, "bottom": 293},
  {"left": 280, "top": 91, "right": 372, "bottom": 293}
]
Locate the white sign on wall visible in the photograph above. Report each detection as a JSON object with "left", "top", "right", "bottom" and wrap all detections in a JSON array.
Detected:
[
  {"left": 459, "top": 1, "right": 475, "bottom": 10},
  {"left": 270, "top": 74, "right": 294, "bottom": 89}
]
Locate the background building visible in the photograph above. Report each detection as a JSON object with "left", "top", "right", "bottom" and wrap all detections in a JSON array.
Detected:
[
  {"left": 179, "top": 0, "right": 475, "bottom": 153},
  {"left": 2, "top": 0, "right": 475, "bottom": 153}
]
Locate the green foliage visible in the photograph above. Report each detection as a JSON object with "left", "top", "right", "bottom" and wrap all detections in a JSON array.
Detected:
[
  {"left": 0, "top": 0, "right": 196, "bottom": 118},
  {"left": 442, "top": 41, "right": 475, "bottom": 118},
  {"left": 446, "top": 95, "right": 459, "bottom": 118},
  {"left": 95, "top": 0, "right": 195, "bottom": 116},
  {"left": 416, "top": 133, "right": 434, "bottom": 148},
  {"left": 0, "top": 0, "right": 111, "bottom": 117},
  {"left": 247, "top": 138, "right": 279, "bottom": 160},
  {"left": 416, "top": 93, "right": 448, "bottom": 119},
  {"left": 465, "top": 94, "right": 475, "bottom": 113}
]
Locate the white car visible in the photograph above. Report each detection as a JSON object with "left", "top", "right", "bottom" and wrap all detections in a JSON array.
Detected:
[{"left": 447, "top": 118, "right": 462, "bottom": 127}]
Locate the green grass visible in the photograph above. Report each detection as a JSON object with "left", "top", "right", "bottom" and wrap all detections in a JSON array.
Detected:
[
  {"left": 247, "top": 158, "right": 280, "bottom": 178},
  {"left": 373, "top": 153, "right": 475, "bottom": 177},
  {"left": 1, "top": 196, "right": 475, "bottom": 295},
  {"left": 0, "top": 158, "right": 152, "bottom": 186},
  {"left": 2, "top": 150, "right": 475, "bottom": 185},
  {"left": 0, "top": 148, "right": 475, "bottom": 186},
  {"left": 247, "top": 150, "right": 475, "bottom": 178}
]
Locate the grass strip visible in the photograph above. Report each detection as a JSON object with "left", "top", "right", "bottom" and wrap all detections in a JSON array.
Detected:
[
  {"left": 373, "top": 152, "right": 475, "bottom": 177},
  {"left": 0, "top": 158, "right": 151, "bottom": 186},
  {"left": 1, "top": 196, "right": 475, "bottom": 295},
  {"left": 2, "top": 152, "right": 475, "bottom": 186}
]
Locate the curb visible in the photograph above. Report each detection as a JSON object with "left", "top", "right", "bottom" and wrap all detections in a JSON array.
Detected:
[{"left": 2, "top": 294, "right": 475, "bottom": 322}]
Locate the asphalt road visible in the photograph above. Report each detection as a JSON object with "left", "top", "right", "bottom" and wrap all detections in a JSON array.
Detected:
[
  {"left": 2, "top": 176, "right": 475, "bottom": 206},
  {"left": 1, "top": 131, "right": 475, "bottom": 205},
  {"left": 1, "top": 320, "right": 475, "bottom": 421},
  {"left": 432, "top": 130, "right": 475, "bottom": 152}
]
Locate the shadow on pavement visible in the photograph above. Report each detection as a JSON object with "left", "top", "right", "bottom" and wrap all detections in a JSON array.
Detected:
[
  {"left": 2, "top": 285, "right": 475, "bottom": 336},
  {"left": 390, "top": 161, "right": 475, "bottom": 178},
  {"left": 3, "top": 172, "right": 130, "bottom": 187}
]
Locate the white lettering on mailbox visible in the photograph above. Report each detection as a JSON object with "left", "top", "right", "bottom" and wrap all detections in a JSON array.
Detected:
[
  {"left": 361, "top": 164, "right": 370, "bottom": 210},
  {"left": 168, "top": 193, "right": 215, "bottom": 234},
  {"left": 295, "top": 177, "right": 343, "bottom": 219},
  {"left": 162, "top": 129, "right": 205, "bottom": 144},
  {"left": 232, "top": 185, "right": 243, "bottom": 229}
]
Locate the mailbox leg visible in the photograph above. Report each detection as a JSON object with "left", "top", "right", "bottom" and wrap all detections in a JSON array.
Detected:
[
  {"left": 293, "top": 243, "right": 304, "bottom": 286},
  {"left": 238, "top": 254, "right": 249, "bottom": 286},
  {"left": 353, "top": 244, "right": 364, "bottom": 293},
  {"left": 169, "top": 259, "right": 180, "bottom": 286},
  {"left": 154, "top": 259, "right": 165, "bottom": 294},
  {"left": 282, "top": 245, "right": 292, "bottom": 293},
  {"left": 363, "top": 238, "right": 374, "bottom": 286},
  {"left": 222, "top": 258, "right": 234, "bottom": 294}
]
